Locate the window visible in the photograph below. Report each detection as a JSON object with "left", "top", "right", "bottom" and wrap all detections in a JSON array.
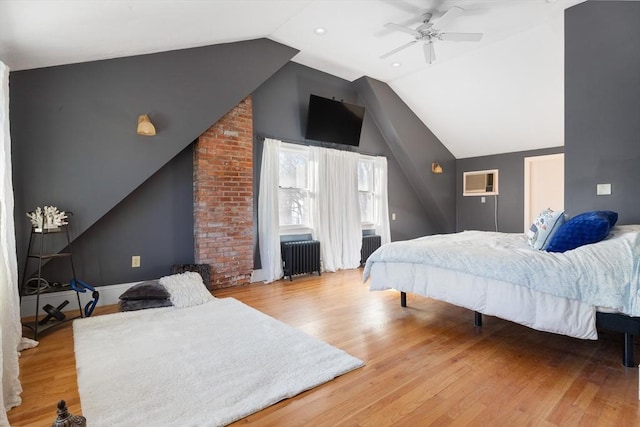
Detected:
[
  {"left": 277, "top": 144, "right": 383, "bottom": 232},
  {"left": 358, "top": 158, "right": 375, "bottom": 227},
  {"left": 278, "top": 145, "right": 310, "bottom": 229}
]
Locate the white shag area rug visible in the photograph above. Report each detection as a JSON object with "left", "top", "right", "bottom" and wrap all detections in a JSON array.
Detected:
[{"left": 73, "top": 298, "right": 363, "bottom": 426}]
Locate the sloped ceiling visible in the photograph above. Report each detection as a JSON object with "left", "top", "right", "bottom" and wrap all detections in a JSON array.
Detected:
[{"left": 0, "top": 0, "right": 585, "bottom": 158}]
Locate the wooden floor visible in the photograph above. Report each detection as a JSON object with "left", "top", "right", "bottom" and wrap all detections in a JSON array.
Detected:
[{"left": 8, "top": 268, "right": 640, "bottom": 426}]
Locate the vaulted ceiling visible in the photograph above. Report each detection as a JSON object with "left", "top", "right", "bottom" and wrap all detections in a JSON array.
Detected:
[{"left": 0, "top": 0, "right": 585, "bottom": 158}]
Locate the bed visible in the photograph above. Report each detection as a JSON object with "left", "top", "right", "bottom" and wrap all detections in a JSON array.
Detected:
[{"left": 363, "top": 224, "right": 640, "bottom": 367}]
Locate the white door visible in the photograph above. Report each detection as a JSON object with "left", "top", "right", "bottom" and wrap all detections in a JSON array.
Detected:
[{"left": 524, "top": 153, "right": 564, "bottom": 232}]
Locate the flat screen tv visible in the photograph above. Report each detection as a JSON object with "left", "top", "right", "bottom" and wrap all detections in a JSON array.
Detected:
[{"left": 305, "top": 94, "right": 365, "bottom": 147}]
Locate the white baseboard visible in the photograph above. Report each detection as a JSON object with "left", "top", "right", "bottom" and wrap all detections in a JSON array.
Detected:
[
  {"left": 22, "top": 270, "right": 267, "bottom": 318},
  {"left": 250, "top": 269, "right": 266, "bottom": 283},
  {"left": 20, "top": 281, "right": 142, "bottom": 318}
]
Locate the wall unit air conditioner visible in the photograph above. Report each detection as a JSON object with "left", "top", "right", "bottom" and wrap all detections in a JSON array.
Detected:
[{"left": 463, "top": 169, "right": 499, "bottom": 196}]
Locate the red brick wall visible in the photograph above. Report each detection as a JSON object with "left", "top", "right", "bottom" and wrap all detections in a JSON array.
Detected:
[{"left": 193, "top": 96, "right": 253, "bottom": 289}]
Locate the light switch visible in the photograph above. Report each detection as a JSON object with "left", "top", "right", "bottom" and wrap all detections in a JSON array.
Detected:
[
  {"left": 596, "top": 183, "right": 611, "bottom": 195},
  {"left": 481, "top": 197, "right": 486, "bottom": 203},
  {"left": 391, "top": 213, "right": 396, "bottom": 221}
]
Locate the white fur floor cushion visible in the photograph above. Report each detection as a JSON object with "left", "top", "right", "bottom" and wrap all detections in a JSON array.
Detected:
[{"left": 158, "top": 272, "right": 215, "bottom": 308}]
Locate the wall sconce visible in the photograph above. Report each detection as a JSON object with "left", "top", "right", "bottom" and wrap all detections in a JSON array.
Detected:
[
  {"left": 431, "top": 162, "right": 444, "bottom": 174},
  {"left": 137, "top": 114, "right": 156, "bottom": 136}
]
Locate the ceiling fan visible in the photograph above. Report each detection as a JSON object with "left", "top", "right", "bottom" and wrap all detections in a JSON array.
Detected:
[{"left": 380, "top": 6, "right": 483, "bottom": 64}]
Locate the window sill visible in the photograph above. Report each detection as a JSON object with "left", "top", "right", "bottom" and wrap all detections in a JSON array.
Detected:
[{"left": 280, "top": 226, "right": 313, "bottom": 236}]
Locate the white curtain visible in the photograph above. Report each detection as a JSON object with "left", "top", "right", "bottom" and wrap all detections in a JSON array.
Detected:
[
  {"left": 310, "top": 147, "right": 362, "bottom": 272},
  {"left": 257, "top": 138, "right": 283, "bottom": 283},
  {"left": 0, "top": 60, "right": 24, "bottom": 423},
  {"left": 374, "top": 156, "right": 391, "bottom": 245}
]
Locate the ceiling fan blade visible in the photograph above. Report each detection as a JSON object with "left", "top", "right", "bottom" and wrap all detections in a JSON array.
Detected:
[
  {"left": 439, "top": 32, "right": 483, "bottom": 42},
  {"left": 432, "top": 6, "right": 464, "bottom": 31},
  {"left": 423, "top": 42, "right": 436, "bottom": 64},
  {"left": 380, "top": 40, "right": 418, "bottom": 59},
  {"left": 384, "top": 22, "right": 421, "bottom": 37}
]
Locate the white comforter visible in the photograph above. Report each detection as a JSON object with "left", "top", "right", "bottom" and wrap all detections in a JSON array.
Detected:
[
  {"left": 364, "top": 226, "right": 640, "bottom": 316},
  {"left": 363, "top": 225, "right": 640, "bottom": 339}
]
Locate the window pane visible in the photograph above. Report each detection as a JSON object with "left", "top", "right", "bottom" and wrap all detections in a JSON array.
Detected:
[
  {"left": 279, "top": 188, "right": 309, "bottom": 226},
  {"left": 358, "top": 160, "right": 374, "bottom": 192},
  {"left": 279, "top": 151, "right": 308, "bottom": 189},
  {"left": 359, "top": 192, "right": 374, "bottom": 224}
]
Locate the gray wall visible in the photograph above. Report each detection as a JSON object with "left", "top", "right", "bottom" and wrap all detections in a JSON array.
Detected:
[
  {"left": 456, "top": 147, "right": 563, "bottom": 232},
  {"left": 19, "top": 0, "right": 638, "bottom": 287},
  {"left": 564, "top": 0, "right": 640, "bottom": 224},
  {"left": 14, "top": 47, "right": 451, "bottom": 283},
  {"left": 11, "top": 39, "right": 297, "bottom": 285},
  {"left": 41, "top": 146, "right": 195, "bottom": 285},
  {"left": 355, "top": 77, "right": 457, "bottom": 233},
  {"left": 456, "top": 1, "right": 640, "bottom": 232}
]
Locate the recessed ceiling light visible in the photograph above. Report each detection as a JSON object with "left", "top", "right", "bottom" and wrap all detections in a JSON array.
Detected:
[
  {"left": 314, "top": 27, "right": 327, "bottom": 36},
  {"left": 391, "top": 62, "right": 401, "bottom": 67}
]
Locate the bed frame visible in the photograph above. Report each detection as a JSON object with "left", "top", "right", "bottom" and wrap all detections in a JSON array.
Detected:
[{"left": 399, "top": 292, "right": 639, "bottom": 368}]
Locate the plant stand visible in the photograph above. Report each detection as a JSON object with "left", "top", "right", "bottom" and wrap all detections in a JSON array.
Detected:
[{"left": 20, "top": 224, "right": 83, "bottom": 340}]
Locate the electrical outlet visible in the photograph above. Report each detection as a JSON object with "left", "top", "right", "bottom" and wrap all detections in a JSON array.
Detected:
[{"left": 131, "top": 256, "right": 141, "bottom": 268}]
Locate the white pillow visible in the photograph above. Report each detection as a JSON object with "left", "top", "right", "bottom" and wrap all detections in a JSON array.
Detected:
[
  {"left": 159, "top": 272, "right": 215, "bottom": 308},
  {"left": 527, "top": 208, "right": 565, "bottom": 250}
]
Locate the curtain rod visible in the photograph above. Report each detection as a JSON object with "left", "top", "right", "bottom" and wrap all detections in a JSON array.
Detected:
[{"left": 256, "top": 134, "right": 386, "bottom": 159}]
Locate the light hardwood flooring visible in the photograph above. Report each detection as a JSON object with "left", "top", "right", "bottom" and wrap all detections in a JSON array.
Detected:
[{"left": 9, "top": 268, "right": 640, "bottom": 426}]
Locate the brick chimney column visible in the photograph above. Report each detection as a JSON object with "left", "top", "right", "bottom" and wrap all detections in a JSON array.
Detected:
[{"left": 193, "top": 96, "right": 254, "bottom": 289}]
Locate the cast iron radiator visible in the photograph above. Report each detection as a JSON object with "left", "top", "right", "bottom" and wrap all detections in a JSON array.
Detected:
[
  {"left": 360, "top": 235, "right": 381, "bottom": 265},
  {"left": 281, "top": 240, "right": 321, "bottom": 281}
]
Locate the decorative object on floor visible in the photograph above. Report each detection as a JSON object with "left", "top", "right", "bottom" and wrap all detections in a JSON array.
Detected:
[
  {"left": 136, "top": 114, "right": 156, "bottom": 136},
  {"left": 26, "top": 205, "right": 68, "bottom": 230},
  {"left": 74, "top": 298, "right": 364, "bottom": 426},
  {"left": 51, "top": 400, "right": 86, "bottom": 427}
]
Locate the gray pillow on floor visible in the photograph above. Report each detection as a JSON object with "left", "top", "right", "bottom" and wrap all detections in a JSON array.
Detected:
[
  {"left": 119, "top": 280, "right": 170, "bottom": 301},
  {"left": 119, "top": 280, "right": 173, "bottom": 312},
  {"left": 119, "top": 299, "right": 173, "bottom": 312}
]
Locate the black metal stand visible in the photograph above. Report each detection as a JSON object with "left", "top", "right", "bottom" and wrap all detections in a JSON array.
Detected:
[{"left": 20, "top": 225, "right": 83, "bottom": 340}]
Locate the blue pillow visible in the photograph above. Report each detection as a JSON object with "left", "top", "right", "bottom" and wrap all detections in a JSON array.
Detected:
[
  {"left": 593, "top": 210, "right": 618, "bottom": 228},
  {"left": 527, "top": 208, "right": 565, "bottom": 250},
  {"left": 546, "top": 211, "right": 618, "bottom": 253}
]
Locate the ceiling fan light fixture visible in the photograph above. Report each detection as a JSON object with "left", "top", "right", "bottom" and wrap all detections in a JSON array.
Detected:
[{"left": 380, "top": 6, "right": 483, "bottom": 65}]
